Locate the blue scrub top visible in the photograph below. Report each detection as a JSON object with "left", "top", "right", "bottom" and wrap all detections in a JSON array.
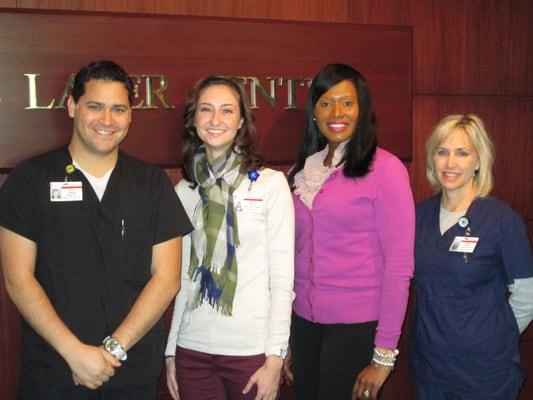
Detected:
[{"left": 410, "top": 194, "right": 533, "bottom": 397}]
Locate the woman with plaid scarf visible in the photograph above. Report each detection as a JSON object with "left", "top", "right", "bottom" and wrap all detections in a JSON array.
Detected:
[{"left": 165, "top": 75, "right": 295, "bottom": 400}]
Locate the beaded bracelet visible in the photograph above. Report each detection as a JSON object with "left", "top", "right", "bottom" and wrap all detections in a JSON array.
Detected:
[{"left": 372, "top": 348, "right": 399, "bottom": 367}]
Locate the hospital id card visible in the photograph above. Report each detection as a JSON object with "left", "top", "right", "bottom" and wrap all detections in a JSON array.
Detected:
[
  {"left": 234, "top": 194, "right": 264, "bottom": 213},
  {"left": 50, "top": 181, "right": 83, "bottom": 202},
  {"left": 449, "top": 236, "right": 479, "bottom": 253}
]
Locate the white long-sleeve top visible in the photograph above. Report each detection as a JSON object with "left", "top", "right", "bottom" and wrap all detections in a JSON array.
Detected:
[
  {"left": 165, "top": 168, "right": 295, "bottom": 357},
  {"left": 508, "top": 277, "right": 533, "bottom": 333}
]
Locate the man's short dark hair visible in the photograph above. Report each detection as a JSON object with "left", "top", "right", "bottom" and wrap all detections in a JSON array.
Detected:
[{"left": 71, "top": 60, "right": 134, "bottom": 104}]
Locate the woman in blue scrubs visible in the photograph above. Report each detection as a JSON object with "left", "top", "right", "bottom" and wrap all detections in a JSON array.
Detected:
[{"left": 411, "top": 114, "right": 533, "bottom": 399}]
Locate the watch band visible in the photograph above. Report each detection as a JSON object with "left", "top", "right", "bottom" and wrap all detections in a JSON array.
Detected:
[
  {"left": 103, "top": 336, "right": 128, "bottom": 361},
  {"left": 271, "top": 348, "right": 288, "bottom": 360}
]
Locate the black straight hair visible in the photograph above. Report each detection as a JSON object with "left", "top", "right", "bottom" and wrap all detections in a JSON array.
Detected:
[{"left": 288, "top": 63, "right": 377, "bottom": 187}]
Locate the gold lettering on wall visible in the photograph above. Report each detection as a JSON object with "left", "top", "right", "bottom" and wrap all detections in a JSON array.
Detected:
[
  {"left": 24, "top": 74, "right": 312, "bottom": 111},
  {"left": 237, "top": 76, "right": 278, "bottom": 109},
  {"left": 285, "top": 78, "right": 313, "bottom": 109},
  {"left": 56, "top": 74, "right": 75, "bottom": 109},
  {"left": 131, "top": 75, "right": 174, "bottom": 110},
  {"left": 25, "top": 74, "right": 55, "bottom": 109},
  {"left": 236, "top": 76, "right": 312, "bottom": 110},
  {"left": 25, "top": 73, "right": 176, "bottom": 110}
]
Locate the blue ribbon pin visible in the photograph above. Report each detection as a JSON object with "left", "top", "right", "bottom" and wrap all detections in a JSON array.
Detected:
[{"left": 247, "top": 169, "right": 260, "bottom": 191}]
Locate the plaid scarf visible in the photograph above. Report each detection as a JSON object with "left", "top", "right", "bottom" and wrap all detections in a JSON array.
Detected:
[{"left": 189, "top": 146, "right": 246, "bottom": 315}]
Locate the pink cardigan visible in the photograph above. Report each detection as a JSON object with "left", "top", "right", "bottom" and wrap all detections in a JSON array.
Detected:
[{"left": 293, "top": 148, "right": 415, "bottom": 349}]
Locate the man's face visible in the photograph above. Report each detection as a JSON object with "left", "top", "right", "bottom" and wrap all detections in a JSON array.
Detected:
[{"left": 67, "top": 79, "right": 131, "bottom": 158}]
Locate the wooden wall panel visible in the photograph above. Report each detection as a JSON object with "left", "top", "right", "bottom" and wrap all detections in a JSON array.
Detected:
[
  {"left": 0, "top": 271, "right": 20, "bottom": 400},
  {"left": 18, "top": 0, "right": 350, "bottom": 21},
  {"left": 520, "top": 337, "right": 533, "bottom": 400},
  {"left": 348, "top": 0, "right": 410, "bottom": 25},
  {"left": 410, "top": 0, "right": 533, "bottom": 96},
  {"left": 0, "top": 0, "right": 16, "bottom": 7},
  {"left": 350, "top": 0, "right": 533, "bottom": 96}
]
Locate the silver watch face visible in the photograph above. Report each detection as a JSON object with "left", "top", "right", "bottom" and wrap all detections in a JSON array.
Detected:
[
  {"left": 105, "top": 337, "right": 120, "bottom": 352},
  {"left": 103, "top": 336, "right": 127, "bottom": 361}
]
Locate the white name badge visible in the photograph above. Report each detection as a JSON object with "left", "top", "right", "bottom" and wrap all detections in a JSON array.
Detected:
[
  {"left": 449, "top": 236, "right": 479, "bottom": 253},
  {"left": 50, "top": 181, "right": 83, "bottom": 202},
  {"left": 234, "top": 194, "right": 264, "bottom": 213}
]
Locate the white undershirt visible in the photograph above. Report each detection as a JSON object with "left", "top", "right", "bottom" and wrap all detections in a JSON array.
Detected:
[
  {"left": 72, "top": 160, "right": 113, "bottom": 201},
  {"left": 439, "top": 206, "right": 465, "bottom": 235}
]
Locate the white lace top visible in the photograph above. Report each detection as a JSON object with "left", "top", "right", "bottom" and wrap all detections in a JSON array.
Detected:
[{"left": 293, "top": 141, "right": 348, "bottom": 209}]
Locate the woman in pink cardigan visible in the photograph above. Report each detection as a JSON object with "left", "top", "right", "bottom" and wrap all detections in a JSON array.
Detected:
[{"left": 287, "top": 64, "right": 415, "bottom": 400}]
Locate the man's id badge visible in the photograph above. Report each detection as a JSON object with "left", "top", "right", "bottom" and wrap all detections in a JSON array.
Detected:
[
  {"left": 50, "top": 181, "right": 83, "bottom": 202},
  {"left": 449, "top": 236, "right": 479, "bottom": 253},
  {"left": 234, "top": 194, "right": 264, "bottom": 213}
]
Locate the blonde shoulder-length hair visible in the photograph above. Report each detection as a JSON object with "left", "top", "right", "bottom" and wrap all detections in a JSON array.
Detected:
[{"left": 426, "top": 114, "right": 494, "bottom": 197}]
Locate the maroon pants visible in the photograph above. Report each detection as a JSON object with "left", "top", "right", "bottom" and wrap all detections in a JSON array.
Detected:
[{"left": 175, "top": 346, "right": 266, "bottom": 400}]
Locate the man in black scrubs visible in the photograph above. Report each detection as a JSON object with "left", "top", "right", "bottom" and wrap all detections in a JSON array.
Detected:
[{"left": 0, "top": 60, "right": 192, "bottom": 399}]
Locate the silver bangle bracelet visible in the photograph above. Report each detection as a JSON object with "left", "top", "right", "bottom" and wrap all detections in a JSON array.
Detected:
[
  {"left": 372, "top": 358, "right": 396, "bottom": 367},
  {"left": 372, "top": 348, "right": 399, "bottom": 367}
]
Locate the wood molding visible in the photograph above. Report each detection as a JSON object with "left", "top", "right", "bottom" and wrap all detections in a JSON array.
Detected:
[{"left": 18, "top": 0, "right": 350, "bottom": 22}]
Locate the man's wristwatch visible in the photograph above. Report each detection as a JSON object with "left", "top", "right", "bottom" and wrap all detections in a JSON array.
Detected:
[{"left": 103, "top": 336, "right": 127, "bottom": 361}]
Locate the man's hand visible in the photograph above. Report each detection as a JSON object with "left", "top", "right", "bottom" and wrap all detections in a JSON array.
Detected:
[
  {"left": 110, "top": 237, "right": 181, "bottom": 351},
  {"left": 1, "top": 228, "right": 122, "bottom": 390},
  {"left": 66, "top": 343, "right": 121, "bottom": 389}
]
